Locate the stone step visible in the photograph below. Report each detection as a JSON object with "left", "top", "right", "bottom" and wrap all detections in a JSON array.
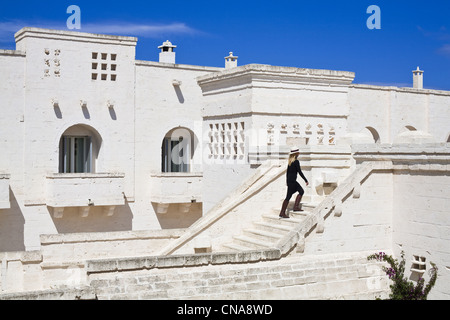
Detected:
[
  {"left": 232, "top": 235, "right": 275, "bottom": 249},
  {"left": 221, "top": 242, "right": 252, "bottom": 252},
  {"left": 278, "top": 194, "right": 314, "bottom": 203},
  {"left": 253, "top": 221, "right": 293, "bottom": 234},
  {"left": 243, "top": 228, "right": 284, "bottom": 242},
  {"left": 262, "top": 214, "right": 303, "bottom": 226},
  {"left": 273, "top": 202, "right": 316, "bottom": 213},
  {"left": 288, "top": 209, "right": 311, "bottom": 218},
  {"left": 302, "top": 202, "right": 318, "bottom": 210}
]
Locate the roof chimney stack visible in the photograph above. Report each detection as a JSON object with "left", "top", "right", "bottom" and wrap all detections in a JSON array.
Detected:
[
  {"left": 225, "top": 52, "right": 238, "bottom": 69},
  {"left": 412, "top": 66, "right": 424, "bottom": 89},
  {"left": 158, "top": 40, "right": 176, "bottom": 64}
]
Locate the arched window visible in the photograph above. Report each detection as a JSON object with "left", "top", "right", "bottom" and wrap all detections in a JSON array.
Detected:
[
  {"left": 161, "top": 127, "right": 195, "bottom": 173},
  {"left": 59, "top": 125, "right": 101, "bottom": 173}
]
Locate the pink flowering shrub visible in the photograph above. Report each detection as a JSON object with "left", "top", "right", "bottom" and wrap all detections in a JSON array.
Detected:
[{"left": 367, "top": 251, "right": 438, "bottom": 300}]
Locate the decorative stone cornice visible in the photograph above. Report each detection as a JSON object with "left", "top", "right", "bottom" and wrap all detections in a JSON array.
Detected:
[
  {"left": 14, "top": 27, "right": 138, "bottom": 46},
  {"left": 352, "top": 143, "right": 450, "bottom": 164},
  {"left": 0, "top": 49, "right": 26, "bottom": 57},
  {"left": 197, "top": 64, "right": 355, "bottom": 89},
  {"left": 86, "top": 249, "right": 282, "bottom": 274},
  {"left": 350, "top": 83, "right": 450, "bottom": 96}
]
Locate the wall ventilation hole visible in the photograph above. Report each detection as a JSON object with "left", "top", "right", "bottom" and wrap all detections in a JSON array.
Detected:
[{"left": 411, "top": 255, "right": 426, "bottom": 273}]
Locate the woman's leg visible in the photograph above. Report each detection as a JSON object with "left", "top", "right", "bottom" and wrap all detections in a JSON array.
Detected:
[
  {"left": 293, "top": 194, "right": 303, "bottom": 211},
  {"left": 280, "top": 186, "right": 294, "bottom": 218},
  {"left": 293, "top": 184, "right": 305, "bottom": 211},
  {"left": 279, "top": 200, "right": 290, "bottom": 218}
]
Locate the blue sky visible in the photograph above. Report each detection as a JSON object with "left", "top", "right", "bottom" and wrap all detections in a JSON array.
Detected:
[{"left": 1, "top": 0, "right": 450, "bottom": 90}]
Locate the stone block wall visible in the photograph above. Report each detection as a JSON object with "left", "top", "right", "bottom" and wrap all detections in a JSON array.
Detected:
[
  {"left": 353, "top": 144, "right": 450, "bottom": 299},
  {"left": 40, "top": 229, "right": 184, "bottom": 263},
  {"left": 86, "top": 251, "right": 389, "bottom": 300},
  {"left": 392, "top": 168, "right": 450, "bottom": 299},
  {"left": 0, "top": 251, "right": 43, "bottom": 293},
  {"left": 304, "top": 170, "right": 393, "bottom": 255},
  {"left": 0, "top": 230, "right": 184, "bottom": 294}
]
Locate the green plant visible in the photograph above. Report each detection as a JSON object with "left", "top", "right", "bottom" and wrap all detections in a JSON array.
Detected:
[{"left": 367, "top": 251, "right": 438, "bottom": 300}]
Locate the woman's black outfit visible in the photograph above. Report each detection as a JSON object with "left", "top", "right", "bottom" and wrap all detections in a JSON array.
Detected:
[
  {"left": 285, "top": 160, "right": 308, "bottom": 201},
  {"left": 279, "top": 160, "right": 308, "bottom": 218}
]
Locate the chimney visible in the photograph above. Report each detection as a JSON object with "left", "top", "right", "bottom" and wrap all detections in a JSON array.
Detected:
[
  {"left": 225, "top": 52, "right": 238, "bottom": 69},
  {"left": 412, "top": 66, "right": 424, "bottom": 89},
  {"left": 158, "top": 40, "right": 176, "bottom": 64}
]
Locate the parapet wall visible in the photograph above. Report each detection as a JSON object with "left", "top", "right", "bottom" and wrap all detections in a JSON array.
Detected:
[
  {"left": 1, "top": 250, "right": 390, "bottom": 300},
  {"left": 86, "top": 251, "right": 389, "bottom": 300},
  {"left": 0, "top": 229, "right": 183, "bottom": 293}
]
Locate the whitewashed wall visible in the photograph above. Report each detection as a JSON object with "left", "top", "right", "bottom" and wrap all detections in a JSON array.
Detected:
[
  {"left": 133, "top": 61, "right": 221, "bottom": 228},
  {"left": 5, "top": 29, "right": 136, "bottom": 250},
  {"left": 347, "top": 85, "right": 450, "bottom": 144},
  {"left": 392, "top": 168, "right": 450, "bottom": 299},
  {"left": 0, "top": 50, "right": 26, "bottom": 252},
  {"left": 304, "top": 170, "right": 393, "bottom": 255}
]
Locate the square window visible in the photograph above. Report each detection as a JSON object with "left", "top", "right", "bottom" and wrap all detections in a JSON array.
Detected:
[
  {"left": 101, "top": 64, "right": 108, "bottom": 70},
  {"left": 101, "top": 74, "right": 107, "bottom": 81},
  {"left": 92, "top": 73, "right": 98, "bottom": 80},
  {"left": 92, "top": 52, "right": 98, "bottom": 59},
  {"left": 111, "top": 74, "right": 117, "bottom": 81},
  {"left": 101, "top": 53, "right": 107, "bottom": 60},
  {"left": 111, "top": 54, "right": 117, "bottom": 61},
  {"left": 92, "top": 63, "right": 98, "bottom": 70},
  {"left": 111, "top": 64, "right": 117, "bottom": 71}
]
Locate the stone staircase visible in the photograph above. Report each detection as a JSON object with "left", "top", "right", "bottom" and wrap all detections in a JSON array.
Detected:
[
  {"left": 221, "top": 200, "right": 317, "bottom": 252},
  {"left": 158, "top": 159, "right": 393, "bottom": 257}
]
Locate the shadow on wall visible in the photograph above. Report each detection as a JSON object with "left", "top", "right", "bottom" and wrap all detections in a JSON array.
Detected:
[
  {"left": 0, "top": 188, "right": 25, "bottom": 252},
  {"left": 174, "top": 86, "right": 184, "bottom": 104},
  {"left": 154, "top": 202, "right": 202, "bottom": 229},
  {"left": 49, "top": 201, "right": 133, "bottom": 233}
]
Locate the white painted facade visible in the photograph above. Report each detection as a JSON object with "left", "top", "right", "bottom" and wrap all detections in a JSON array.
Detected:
[{"left": 0, "top": 28, "right": 449, "bottom": 299}]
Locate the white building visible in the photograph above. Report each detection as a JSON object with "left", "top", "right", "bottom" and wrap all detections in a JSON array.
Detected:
[{"left": 0, "top": 28, "right": 449, "bottom": 299}]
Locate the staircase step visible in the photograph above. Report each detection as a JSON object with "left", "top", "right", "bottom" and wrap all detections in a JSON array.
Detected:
[
  {"left": 289, "top": 209, "right": 311, "bottom": 218},
  {"left": 243, "top": 228, "right": 284, "bottom": 241},
  {"left": 253, "top": 221, "right": 293, "bottom": 233},
  {"left": 273, "top": 203, "right": 315, "bottom": 213},
  {"left": 221, "top": 242, "right": 252, "bottom": 252},
  {"left": 262, "top": 214, "right": 303, "bottom": 226},
  {"left": 302, "top": 203, "right": 318, "bottom": 209},
  {"left": 233, "top": 235, "right": 275, "bottom": 249}
]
